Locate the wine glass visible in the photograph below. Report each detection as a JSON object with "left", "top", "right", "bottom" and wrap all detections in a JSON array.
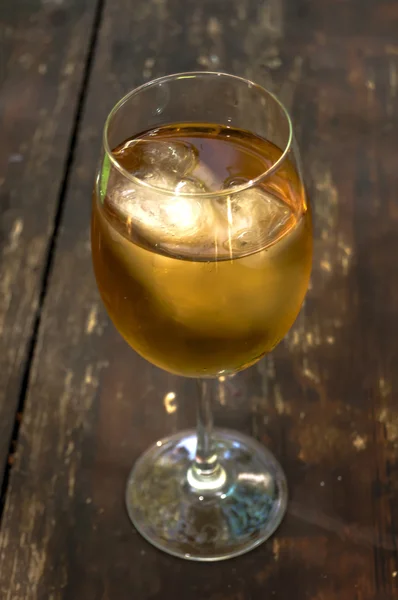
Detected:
[{"left": 91, "top": 72, "right": 312, "bottom": 561}]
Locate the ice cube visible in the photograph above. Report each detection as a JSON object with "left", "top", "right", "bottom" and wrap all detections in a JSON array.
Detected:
[
  {"left": 114, "top": 139, "right": 198, "bottom": 183},
  {"left": 106, "top": 172, "right": 215, "bottom": 252},
  {"left": 174, "top": 176, "right": 208, "bottom": 194},
  {"left": 214, "top": 186, "right": 294, "bottom": 254}
]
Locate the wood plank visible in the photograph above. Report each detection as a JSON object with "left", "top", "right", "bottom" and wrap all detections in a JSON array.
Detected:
[
  {"left": 1, "top": 0, "right": 398, "bottom": 598},
  {"left": 0, "top": 0, "right": 102, "bottom": 487}
]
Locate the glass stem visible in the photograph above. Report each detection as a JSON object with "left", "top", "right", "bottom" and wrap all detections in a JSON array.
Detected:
[{"left": 187, "top": 379, "right": 226, "bottom": 491}]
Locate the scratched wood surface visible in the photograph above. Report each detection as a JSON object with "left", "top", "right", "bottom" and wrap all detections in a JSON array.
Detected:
[
  {"left": 0, "top": 0, "right": 101, "bottom": 487},
  {"left": 1, "top": 0, "right": 398, "bottom": 598}
]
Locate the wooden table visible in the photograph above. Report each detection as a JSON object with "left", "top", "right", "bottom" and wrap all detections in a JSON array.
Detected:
[{"left": 1, "top": 0, "right": 398, "bottom": 597}]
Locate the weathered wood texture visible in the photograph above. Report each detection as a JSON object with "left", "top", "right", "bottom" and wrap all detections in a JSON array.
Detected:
[
  {"left": 0, "top": 0, "right": 101, "bottom": 485},
  {"left": 1, "top": 0, "right": 398, "bottom": 598}
]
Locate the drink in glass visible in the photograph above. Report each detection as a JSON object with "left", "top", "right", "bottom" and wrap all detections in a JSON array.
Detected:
[{"left": 91, "top": 73, "right": 312, "bottom": 561}]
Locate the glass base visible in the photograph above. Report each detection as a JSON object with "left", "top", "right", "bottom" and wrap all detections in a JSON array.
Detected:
[{"left": 126, "top": 429, "right": 287, "bottom": 561}]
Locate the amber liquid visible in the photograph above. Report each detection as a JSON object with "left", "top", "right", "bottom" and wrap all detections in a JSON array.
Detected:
[{"left": 92, "top": 124, "right": 312, "bottom": 377}]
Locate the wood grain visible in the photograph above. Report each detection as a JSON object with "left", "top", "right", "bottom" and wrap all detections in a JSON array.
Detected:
[
  {"left": 1, "top": 0, "right": 398, "bottom": 598},
  {"left": 0, "top": 0, "right": 101, "bottom": 486}
]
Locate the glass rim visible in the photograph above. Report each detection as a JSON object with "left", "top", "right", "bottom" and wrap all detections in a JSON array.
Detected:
[{"left": 103, "top": 71, "right": 293, "bottom": 199}]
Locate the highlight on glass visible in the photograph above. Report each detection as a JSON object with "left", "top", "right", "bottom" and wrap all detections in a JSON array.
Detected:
[{"left": 91, "top": 72, "right": 312, "bottom": 561}]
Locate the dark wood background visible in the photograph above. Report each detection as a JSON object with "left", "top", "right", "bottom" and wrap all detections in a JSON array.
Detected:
[{"left": 1, "top": 0, "right": 398, "bottom": 597}]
